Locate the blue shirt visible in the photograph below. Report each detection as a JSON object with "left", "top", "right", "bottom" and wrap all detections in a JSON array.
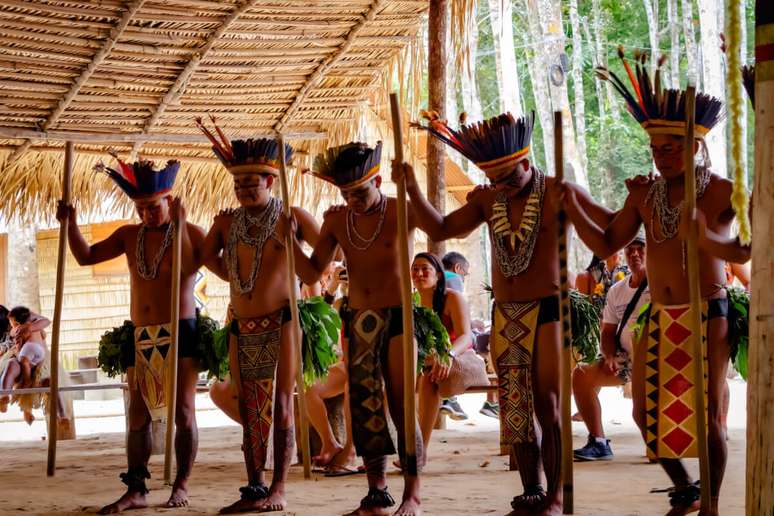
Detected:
[{"left": 444, "top": 271, "right": 464, "bottom": 292}]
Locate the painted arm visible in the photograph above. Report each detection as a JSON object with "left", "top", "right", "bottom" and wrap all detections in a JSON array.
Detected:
[
  {"left": 293, "top": 216, "right": 338, "bottom": 285},
  {"left": 447, "top": 290, "right": 473, "bottom": 355},
  {"left": 563, "top": 186, "right": 641, "bottom": 259},
  {"left": 394, "top": 161, "right": 486, "bottom": 241},
  {"left": 56, "top": 201, "right": 126, "bottom": 266}
]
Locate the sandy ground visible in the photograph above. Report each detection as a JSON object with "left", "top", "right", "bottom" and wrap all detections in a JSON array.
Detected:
[{"left": 0, "top": 380, "right": 747, "bottom": 515}]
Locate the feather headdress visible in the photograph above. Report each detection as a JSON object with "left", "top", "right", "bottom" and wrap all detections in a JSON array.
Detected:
[
  {"left": 596, "top": 48, "right": 723, "bottom": 138},
  {"left": 94, "top": 151, "right": 179, "bottom": 201},
  {"left": 310, "top": 142, "right": 382, "bottom": 191},
  {"left": 412, "top": 111, "right": 534, "bottom": 180},
  {"left": 196, "top": 115, "right": 292, "bottom": 176}
]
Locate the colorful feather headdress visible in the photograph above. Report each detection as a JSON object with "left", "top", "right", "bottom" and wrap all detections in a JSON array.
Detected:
[
  {"left": 596, "top": 48, "right": 723, "bottom": 139},
  {"left": 196, "top": 115, "right": 293, "bottom": 176},
  {"left": 412, "top": 111, "right": 534, "bottom": 180},
  {"left": 742, "top": 65, "right": 755, "bottom": 107},
  {"left": 95, "top": 151, "right": 179, "bottom": 201},
  {"left": 310, "top": 141, "right": 382, "bottom": 191}
]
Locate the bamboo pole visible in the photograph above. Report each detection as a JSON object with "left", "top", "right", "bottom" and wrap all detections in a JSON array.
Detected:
[
  {"left": 554, "top": 112, "right": 573, "bottom": 513},
  {"left": 277, "top": 135, "right": 312, "bottom": 479},
  {"left": 389, "top": 92, "right": 418, "bottom": 475},
  {"left": 46, "top": 140, "right": 73, "bottom": 476},
  {"left": 163, "top": 206, "right": 183, "bottom": 485},
  {"left": 682, "top": 84, "right": 711, "bottom": 511}
]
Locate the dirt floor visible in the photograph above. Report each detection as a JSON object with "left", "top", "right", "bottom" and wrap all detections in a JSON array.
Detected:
[{"left": 0, "top": 384, "right": 747, "bottom": 515}]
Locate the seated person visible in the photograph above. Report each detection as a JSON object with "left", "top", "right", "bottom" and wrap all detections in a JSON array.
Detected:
[
  {"left": 411, "top": 253, "right": 482, "bottom": 455},
  {"left": 572, "top": 236, "right": 648, "bottom": 460}
]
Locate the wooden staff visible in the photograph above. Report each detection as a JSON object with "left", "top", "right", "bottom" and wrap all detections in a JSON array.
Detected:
[
  {"left": 47, "top": 141, "right": 74, "bottom": 476},
  {"left": 277, "top": 134, "right": 312, "bottom": 479},
  {"left": 683, "top": 84, "right": 711, "bottom": 511},
  {"left": 554, "top": 112, "right": 573, "bottom": 514},
  {"left": 163, "top": 198, "right": 183, "bottom": 484},
  {"left": 389, "top": 92, "right": 419, "bottom": 475}
]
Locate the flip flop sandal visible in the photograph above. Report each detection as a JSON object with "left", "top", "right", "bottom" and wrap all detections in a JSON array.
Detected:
[{"left": 323, "top": 464, "right": 364, "bottom": 477}]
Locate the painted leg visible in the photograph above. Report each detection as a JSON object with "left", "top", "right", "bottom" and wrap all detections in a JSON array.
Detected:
[{"left": 167, "top": 358, "right": 199, "bottom": 508}]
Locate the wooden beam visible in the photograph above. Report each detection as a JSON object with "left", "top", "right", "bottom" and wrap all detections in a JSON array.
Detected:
[
  {"left": 274, "top": 0, "right": 388, "bottom": 133},
  {"left": 130, "top": 0, "right": 262, "bottom": 159},
  {"left": 6, "top": 0, "right": 146, "bottom": 165},
  {"left": 426, "top": 0, "right": 447, "bottom": 257},
  {"left": 747, "top": 3, "right": 774, "bottom": 513},
  {"left": 0, "top": 126, "right": 326, "bottom": 144}
]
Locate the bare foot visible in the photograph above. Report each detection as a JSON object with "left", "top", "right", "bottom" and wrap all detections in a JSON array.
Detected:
[
  {"left": 0, "top": 396, "right": 9, "bottom": 413},
  {"left": 540, "top": 500, "right": 563, "bottom": 516},
  {"left": 97, "top": 490, "right": 148, "bottom": 514},
  {"left": 256, "top": 491, "right": 286, "bottom": 513},
  {"left": 393, "top": 497, "right": 421, "bottom": 516},
  {"left": 220, "top": 498, "right": 265, "bottom": 514},
  {"left": 165, "top": 485, "right": 189, "bottom": 508},
  {"left": 313, "top": 444, "right": 344, "bottom": 467},
  {"left": 665, "top": 501, "right": 700, "bottom": 516},
  {"left": 23, "top": 411, "right": 35, "bottom": 425},
  {"left": 571, "top": 411, "right": 583, "bottom": 422}
]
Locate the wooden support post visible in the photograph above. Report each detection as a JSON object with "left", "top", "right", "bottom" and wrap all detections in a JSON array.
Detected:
[
  {"left": 682, "top": 85, "right": 711, "bottom": 511},
  {"left": 389, "top": 93, "right": 419, "bottom": 476},
  {"left": 554, "top": 112, "right": 573, "bottom": 513},
  {"left": 277, "top": 135, "right": 312, "bottom": 479},
  {"left": 46, "top": 141, "right": 73, "bottom": 476},
  {"left": 747, "top": 3, "right": 774, "bottom": 512},
  {"left": 163, "top": 205, "right": 183, "bottom": 484},
  {"left": 426, "top": 0, "right": 447, "bottom": 257}
]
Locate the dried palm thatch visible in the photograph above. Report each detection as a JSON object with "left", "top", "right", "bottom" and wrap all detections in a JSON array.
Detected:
[{"left": 0, "top": 0, "right": 432, "bottom": 223}]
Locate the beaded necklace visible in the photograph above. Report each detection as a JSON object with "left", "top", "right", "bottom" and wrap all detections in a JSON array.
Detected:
[
  {"left": 345, "top": 193, "right": 386, "bottom": 251},
  {"left": 136, "top": 222, "right": 175, "bottom": 281},
  {"left": 226, "top": 198, "right": 282, "bottom": 295}
]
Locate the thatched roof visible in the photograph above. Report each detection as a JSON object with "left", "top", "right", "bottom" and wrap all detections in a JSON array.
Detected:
[{"left": 0, "top": 0, "right": 459, "bottom": 223}]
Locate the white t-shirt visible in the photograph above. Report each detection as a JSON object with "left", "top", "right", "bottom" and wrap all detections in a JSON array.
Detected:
[{"left": 601, "top": 275, "right": 651, "bottom": 350}]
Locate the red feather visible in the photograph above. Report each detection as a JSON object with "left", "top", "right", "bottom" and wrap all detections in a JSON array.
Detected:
[{"left": 618, "top": 46, "right": 645, "bottom": 111}]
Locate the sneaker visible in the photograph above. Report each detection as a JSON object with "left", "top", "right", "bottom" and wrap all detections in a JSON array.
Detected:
[
  {"left": 573, "top": 435, "right": 614, "bottom": 461},
  {"left": 440, "top": 397, "right": 468, "bottom": 421},
  {"left": 479, "top": 401, "right": 500, "bottom": 418}
]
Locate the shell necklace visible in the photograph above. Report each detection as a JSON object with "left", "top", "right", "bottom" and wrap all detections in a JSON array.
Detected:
[
  {"left": 346, "top": 193, "right": 387, "bottom": 251},
  {"left": 136, "top": 222, "right": 175, "bottom": 281},
  {"left": 226, "top": 198, "right": 282, "bottom": 295}
]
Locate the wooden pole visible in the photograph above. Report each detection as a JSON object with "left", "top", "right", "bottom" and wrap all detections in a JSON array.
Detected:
[
  {"left": 747, "top": 2, "right": 774, "bottom": 512},
  {"left": 163, "top": 204, "right": 183, "bottom": 484},
  {"left": 682, "top": 84, "right": 711, "bottom": 511},
  {"left": 389, "top": 92, "right": 419, "bottom": 475},
  {"left": 277, "top": 134, "right": 312, "bottom": 479},
  {"left": 426, "top": 0, "right": 447, "bottom": 258},
  {"left": 554, "top": 112, "right": 573, "bottom": 513},
  {"left": 46, "top": 141, "right": 73, "bottom": 476}
]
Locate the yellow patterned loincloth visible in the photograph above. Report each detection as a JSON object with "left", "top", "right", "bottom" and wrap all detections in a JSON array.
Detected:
[
  {"left": 644, "top": 302, "right": 709, "bottom": 459},
  {"left": 133, "top": 323, "right": 172, "bottom": 421}
]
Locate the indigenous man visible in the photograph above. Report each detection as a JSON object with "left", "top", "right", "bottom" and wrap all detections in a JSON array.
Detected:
[
  {"left": 292, "top": 142, "right": 423, "bottom": 516},
  {"left": 572, "top": 235, "right": 649, "bottom": 461},
  {"left": 57, "top": 156, "right": 212, "bottom": 513},
  {"left": 196, "top": 121, "right": 320, "bottom": 514},
  {"left": 395, "top": 112, "right": 614, "bottom": 515},
  {"left": 560, "top": 52, "right": 751, "bottom": 515}
]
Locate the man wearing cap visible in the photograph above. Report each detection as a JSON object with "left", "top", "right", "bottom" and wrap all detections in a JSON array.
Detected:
[
  {"left": 572, "top": 235, "right": 648, "bottom": 462},
  {"left": 57, "top": 156, "right": 215, "bottom": 513},
  {"left": 292, "top": 142, "right": 424, "bottom": 516},
  {"left": 559, "top": 52, "right": 751, "bottom": 515},
  {"left": 196, "top": 121, "right": 321, "bottom": 514},
  {"left": 394, "top": 111, "right": 615, "bottom": 515}
]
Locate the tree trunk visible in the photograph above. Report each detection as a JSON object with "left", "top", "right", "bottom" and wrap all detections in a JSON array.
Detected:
[
  {"left": 446, "top": 6, "right": 458, "bottom": 129},
  {"left": 590, "top": 0, "right": 618, "bottom": 119},
  {"left": 488, "top": 0, "right": 523, "bottom": 115},
  {"left": 568, "top": 0, "right": 588, "bottom": 179},
  {"left": 427, "top": 0, "right": 447, "bottom": 257},
  {"left": 747, "top": 3, "right": 774, "bottom": 513},
  {"left": 680, "top": 0, "right": 699, "bottom": 80},
  {"left": 696, "top": 0, "right": 727, "bottom": 177},
  {"left": 642, "top": 0, "right": 659, "bottom": 76},
  {"left": 460, "top": 0, "right": 483, "bottom": 123},
  {"left": 7, "top": 224, "right": 41, "bottom": 312},
  {"left": 667, "top": 0, "right": 680, "bottom": 88},
  {"left": 522, "top": 2, "right": 554, "bottom": 173},
  {"left": 530, "top": 0, "right": 588, "bottom": 189}
]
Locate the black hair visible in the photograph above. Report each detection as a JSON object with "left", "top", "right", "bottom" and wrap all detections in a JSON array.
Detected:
[
  {"left": 9, "top": 306, "right": 31, "bottom": 324},
  {"left": 414, "top": 252, "right": 447, "bottom": 316},
  {"left": 0, "top": 305, "right": 8, "bottom": 338},
  {"left": 441, "top": 251, "right": 468, "bottom": 272}
]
